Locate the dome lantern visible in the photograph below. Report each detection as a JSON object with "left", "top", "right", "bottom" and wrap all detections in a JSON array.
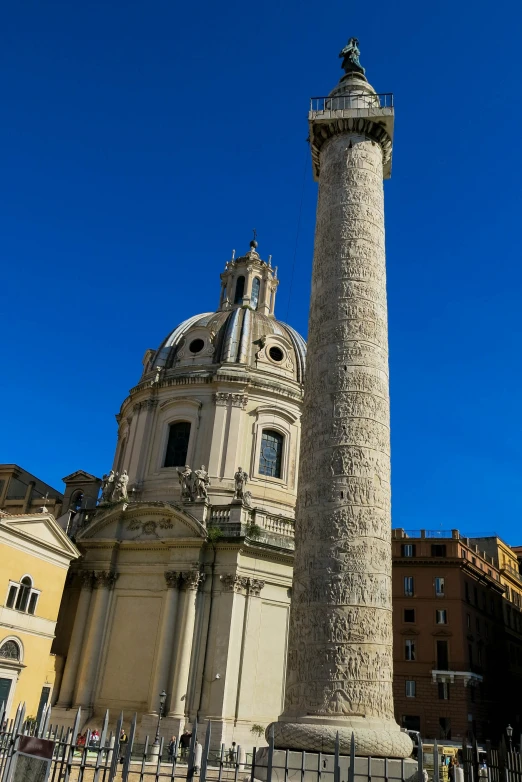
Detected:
[{"left": 219, "top": 232, "right": 279, "bottom": 316}]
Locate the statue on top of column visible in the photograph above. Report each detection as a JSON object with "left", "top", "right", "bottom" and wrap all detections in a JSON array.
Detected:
[{"left": 339, "top": 36, "right": 365, "bottom": 75}]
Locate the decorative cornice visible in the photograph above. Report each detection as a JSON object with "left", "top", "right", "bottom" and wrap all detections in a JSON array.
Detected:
[
  {"left": 309, "top": 117, "right": 392, "bottom": 179},
  {"left": 93, "top": 571, "right": 119, "bottom": 590}
]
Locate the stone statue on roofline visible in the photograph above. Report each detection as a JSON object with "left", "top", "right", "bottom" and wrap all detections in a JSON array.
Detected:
[
  {"left": 177, "top": 465, "right": 193, "bottom": 501},
  {"left": 193, "top": 465, "right": 210, "bottom": 500},
  {"left": 234, "top": 467, "right": 248, "bottom": 500},
  {"left": 100, "top": 470, "right": 115, "bottom": 504},
  {"left": 112, "top": 470, "right": 129, "bottom": 503}
]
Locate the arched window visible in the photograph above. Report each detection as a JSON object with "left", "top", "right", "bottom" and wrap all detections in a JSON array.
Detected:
[
  {"left": 251, "top": 277, "right": 261, "bottom": 310},
  {"left": 70, "top": 491, "right": 84, "bottom": 511},
  {"left": 164, "top": 422, "right": 191, "bottom": 467},
  {"left": 15, "top": 577, "right": 32, "bottom": 612},
  {"left": 234, "top": 276, "right": 245, "bottom": 304},
  {"left": 0, "top": 640, "right": 20, "bottom": 661},
  {"left": 6, "top": 576, "right": 40, "bottom": 615},
  {"left": 259, "top": 430, "right": 284, "bottom": 478}
]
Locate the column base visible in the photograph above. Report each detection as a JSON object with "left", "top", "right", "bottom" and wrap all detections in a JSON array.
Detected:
[
  {"left": 267, "top": 720, "right": 413, "bottom": 759},
  {"left": 140, "top": 713, "right": 188, "bottom": 741},
  {"left": 50, "top": 705, "right": 92, "bottom": 731},
  {"left": 252, "top": 747, "right": 418, "bottom": 782}
]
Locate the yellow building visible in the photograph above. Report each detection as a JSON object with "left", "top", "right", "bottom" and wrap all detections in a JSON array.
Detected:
[{"left": 0, "top": 509, "right": 79, "bottom": 721}]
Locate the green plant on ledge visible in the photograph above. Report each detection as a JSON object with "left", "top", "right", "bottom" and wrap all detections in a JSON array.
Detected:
[
  {"left": 250, "top": 724, "right": 265, "bottom": 738},
  {"left": 246, "top": 521, "right": 262, "bottom": 540}
]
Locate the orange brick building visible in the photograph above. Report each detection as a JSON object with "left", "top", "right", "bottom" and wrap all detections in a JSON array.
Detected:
[{"left": 392, "top": 529, "right": 522, "bottom": 742}]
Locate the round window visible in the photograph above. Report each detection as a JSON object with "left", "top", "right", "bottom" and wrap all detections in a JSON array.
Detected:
[
  {"left": 189, "top": 338, "right": 205, "bottom": 354},
  {"left": 269, "top": 346, "right": 284, "bottom": 362}
]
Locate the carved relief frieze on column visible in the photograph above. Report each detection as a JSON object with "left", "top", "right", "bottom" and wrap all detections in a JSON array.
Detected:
[
  {"left": 220, "top": 574, "right": 249, "bottom": 594},
  {"left": 93, "top": 571, "right": 119, "bottom": 590},
  {"left": 164, "top": 571, "right": 180, "bottom": 589},
  {"left": 180, "top": 570, "right": 205, "bottom": 591},
  {"left": 247, "top": 578, "right": 265, "bottom": 597}
]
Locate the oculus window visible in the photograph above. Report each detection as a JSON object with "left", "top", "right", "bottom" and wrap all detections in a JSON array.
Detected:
[
  {"left": 164, "top": 422, "right": 191, "bottom": 468},
  {"left": 258, "top": 430, "right": 284, "bottom": 479}
]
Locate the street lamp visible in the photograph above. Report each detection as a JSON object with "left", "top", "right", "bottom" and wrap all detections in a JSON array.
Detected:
[
  {"left": 506, "top": 724, "right": 513, "bottom": 752},
  {"left": 154, "top": 691, "right": 168, "bottom": 748}
]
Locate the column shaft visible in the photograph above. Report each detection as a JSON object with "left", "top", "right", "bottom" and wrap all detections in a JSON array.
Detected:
[
  {"left": 56, "top": 573, "right": 93, "bottom": 707},
  {"left": 74, "top": 571, "right": 117, "bottom": 708},
  {"left": 148, "top": 572, "right": 180, "bottom": 712},
  {"left": 167, "top": 571, "right": 201, "bottom": 717}
]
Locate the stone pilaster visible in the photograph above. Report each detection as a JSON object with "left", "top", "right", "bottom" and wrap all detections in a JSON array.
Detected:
[{"left": 269, "top": 56, "right": 411, "bottom": 759}]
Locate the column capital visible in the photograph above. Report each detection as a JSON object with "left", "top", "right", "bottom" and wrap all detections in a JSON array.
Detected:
[
  {"left": 79, "top": 570, "right": 95, "bottom": 590},
  {"left": 180, "top": 570, "right": 204, "bottom": 591},
  {"left": 220, "top": 573, "right": 249, "bottom": 594},
  {"left": 93, "top": 570, "right": 119, "bottom": 590},
  {"left": 248, "top": 578, "right": 265, "bottom": 597},
  {"left": 164, "top": 570, "right": 180, "bottom": 589}
]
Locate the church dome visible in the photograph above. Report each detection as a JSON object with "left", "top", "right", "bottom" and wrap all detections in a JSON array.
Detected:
[{"left": 142, "top": 240, "right": 306, "bottom": 385}]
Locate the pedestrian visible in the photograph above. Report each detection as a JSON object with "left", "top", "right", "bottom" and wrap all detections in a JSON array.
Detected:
[
  {"left": 228, "top": 742, "right": 236, "bottom": 766},
  {"left": 180, "top": 730, "right": 191, "bottom": 760},
  {"left": 168, "top": 736, "right": 177, "bottom": 762},
  {"left": 119, "top": 728, "right": 128, "bottom": 763},
  {"left": 449, "top": 757, "right": 456, "bottom": 782}
]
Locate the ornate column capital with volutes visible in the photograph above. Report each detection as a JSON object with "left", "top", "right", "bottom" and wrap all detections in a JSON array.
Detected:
[
  {"left": 180, "top": 570, "right": 205, "bottom": 591},
  {"left": 220, "top": 573, "right": 249, "bottom": 594},
  {"left": 164, "top": 570, "right": 180, "bottom": 589},
  {"left": 93, "top": 571, "right": 119, "bottom": 590},
  {"left": 248, "top": 578, "right": 265, "bottom": 597}
]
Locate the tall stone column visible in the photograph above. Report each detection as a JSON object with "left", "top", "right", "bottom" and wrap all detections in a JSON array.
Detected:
[
  {"left": 167, "top": 570, "right": 203, "bottom": 719},
  {"left": 74, "top": 570, "right": 118, "bottom": 708},
  {"left": 270, "top": 41, "right": 411, "bottom": 758},
  {"left": 56, "top": 571, "right": 94, "bottom": 707},
  {"left": 147, "top": 571, "right": 181, "bottom": 712}
]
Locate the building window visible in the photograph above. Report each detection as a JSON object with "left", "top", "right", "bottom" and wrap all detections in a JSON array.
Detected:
[
  {"left": 437, "top": 640, "right": 449, "bottom": 670},
  {"left": 439, "top": 717, "right": 451, "bottom": 740},
  {"left": 465, "top": 583, "right": 470, "bottom": 602},
  {"left": 404, "top": 609, "right": 415, "bottom": 623},
  {"left": 401, "top": 544, "right": 416, "bottom": 557},
  {"left": 5, "top": 577, "right": 40, "bottom": 615},
  {"left": 438, "top": 682, "right": 450, "bottom": 700},
  {"left": 466, "top": 613, "right": 471, "bottom": 629},
  {"left": 462, "top": 549, "right": 467, "bottom": 559},
  {"left": 476, "top": 617, "right": 480, "bottom": 633},
  {"left": 405, "top": 680, "right": 416, "bottom": 698},
  {"left": 0, "top": 640, "right": 20, "bottom": 661},
  {"left": 431, "top": 544, "right": 446, "bottom": 557},
  {"left": 474, "top": 586, "right": 478, "bottom": 604},
  {"left": 478, "top": 647, "right": 483, "bottom": 665},
  {"left": 436, "top": 609, "right": 447, "bottom": 624},
  {"left": 258, "top": 430, "right": 284, "bottom": 478},
  {"left": 405, "top": 640, "right": 416, "bottom": 661},
  {"left": 234, "top": 276, "right": 245, "bottom": 304},
  {"left": 70, "top": 491, "right": 84, "bottom": 511},
  {"left": 468, "top": 643, "right": 473, "bottom": 666},
  {"left": 251, "top": 277, "right": 261, "bottom": 310},
  {"left": 404, "top": 576, "right": 414, "bottom": 597},
  {"left": 435, "top": 577, "right": 445, "bottom": 597},
  {"left": 164, "top": 422, "right": 191, "bottom": 468}
]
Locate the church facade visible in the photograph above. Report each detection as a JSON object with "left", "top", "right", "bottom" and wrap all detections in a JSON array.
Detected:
[{"left": 51, "top": 239, "right": 305, "bottom": 747}]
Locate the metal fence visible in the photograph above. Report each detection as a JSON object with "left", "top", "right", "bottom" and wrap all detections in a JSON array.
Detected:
[
  {"left": 310, "top": 94, "right": 394, "bottom": 112},
  {"left": 14, "top": 699, "right": 518, "bottom": 782}
]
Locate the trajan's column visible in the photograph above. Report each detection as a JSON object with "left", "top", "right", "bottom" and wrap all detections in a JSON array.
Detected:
[{"left": 269, "top": 39, "right": 412, "bottom": 759}]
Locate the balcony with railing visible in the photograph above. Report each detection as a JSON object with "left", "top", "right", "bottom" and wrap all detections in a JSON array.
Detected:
[{"left": 310, "top": 93, "right": 394, "bottom": 114}]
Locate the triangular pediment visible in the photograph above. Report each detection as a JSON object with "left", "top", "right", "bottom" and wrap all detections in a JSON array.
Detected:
[
  {"left": 62, "top": 470, "right": 100, "bottom": 483},
  {"left": 77, "top": 501, "right": 207, "bottom": 542},
  {"left": 0, "top": 513, "right": 80, "bottom": 560}
]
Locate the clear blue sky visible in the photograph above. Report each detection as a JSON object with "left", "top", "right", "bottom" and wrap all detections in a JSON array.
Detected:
[{"left": 2, "top": 0, "right": 521, "bottom": 542}]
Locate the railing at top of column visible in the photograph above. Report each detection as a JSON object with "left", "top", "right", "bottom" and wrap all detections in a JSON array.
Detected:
[{"left": 310, "top": 93, "right": 393, "bottom": 113}]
